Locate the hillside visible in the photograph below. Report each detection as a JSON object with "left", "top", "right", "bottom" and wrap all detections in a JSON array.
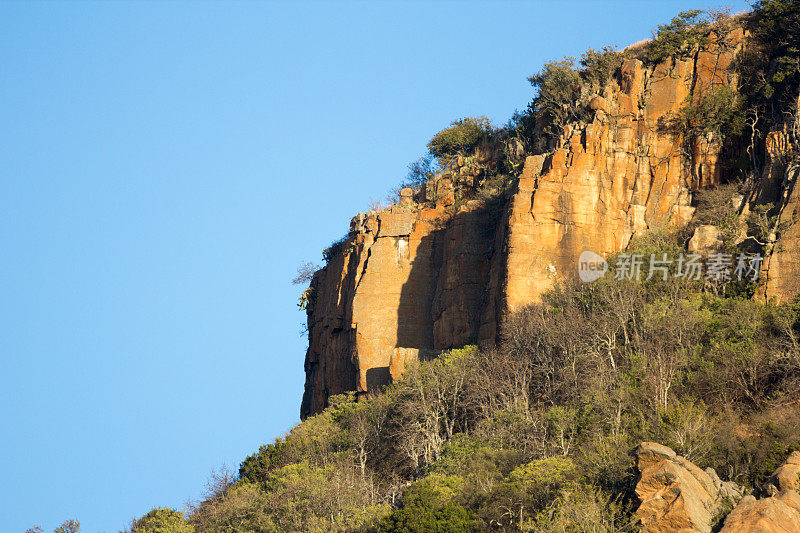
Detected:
[{"left": 128, "top": 2, "right": 800, "bottom": 532}]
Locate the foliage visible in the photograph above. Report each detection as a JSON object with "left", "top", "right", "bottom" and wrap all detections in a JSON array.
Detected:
[
  {"left": 535, "top": 486, "right": 637, "bottom": 533},
  {"left": 188, "top": 481, "right": 277, "bottom": 533},
  {"left": 292, "top": 261, "right": 318, "bottom": 285},
  {"left": 27, "top": 524, "right": 83, "bottom": 533},
  {"left": 659, "top": 86, "right": 747, "bottom": 168},
  {"left": 177, "top": 253, "right": 800, "bottom": 530},
  {"left": 427, "top": 116, "right": 493, "bottom": 163},
  {"left": 739, "top": 0, "right": 800, "bottom": 127},
  {"left": 580, "top": 46, "right": 624, "bottom": 90},
  {"left": 645, "top": 9, "right": 709, "bottom": 64},
  {"left": 691, "top": 182, "right": 744, "bottom": 246},
  {"left": 404, "top": 154, "right": 436, "bottom": 189},
  {"left": 53, "top": 522, "right": 80, "bottom": 533},
  {"left": 683, "top": 86, "right": 746, "bottom": 141},
  {"left": 322, "top": 235, "right": 350, "bottom": 264},
  {"left": 130, "top": 508, "right": 194, "bottom": 533},
  {"left": 380, "top": 474, "right": 475, "bottom": 533},
  {"left": 526, "top": 58, "right": 583, "bottom": 144}
]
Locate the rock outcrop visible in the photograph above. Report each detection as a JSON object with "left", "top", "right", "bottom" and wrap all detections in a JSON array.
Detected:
[
  {"left": 718, "top": 452, "right": 800, "bottom": 532},
  {"left": 301, "top": 25, "right": 800, "bottom": 417},
  {"left": 300, "top": 34, "right": 751, "bottom": 418},
  {"left": 633, "top": 442, "right": 743, "bottom": 533},
  {"left": 300, "top": 32, "right": 752, "bottom": 418}
]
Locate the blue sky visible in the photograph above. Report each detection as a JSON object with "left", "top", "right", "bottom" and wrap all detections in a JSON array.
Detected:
[{"left": 0, "top": 1, "right": 749, "bottom": 531}]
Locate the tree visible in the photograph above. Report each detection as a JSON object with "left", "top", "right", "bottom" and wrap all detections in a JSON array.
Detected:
[
  {"left": 292, "top": 261, "right": 318, "bottom": 285},
  {"left": 389, "top": 348, "right": 477, "bottom": 472},
  {"left": 130, "top": 508, "right": 194, "bottom": 533},
  {"left": 645, "top": 9, "right": 708, "bottom": 64},
  {"left": 53, "top": 521, "right": 80, "bottom": 533},
  {"left": 427, "top": 116, "right": 493, "bottom": 165},
  {"left": 379, "top": 474, "right": 475, "bottom": 532},
  {"left": 580, "top": 46, "right": 623, "bottom": 89},
  {"left": 526, "top": 58, "right": 582, "bottom": 144}
]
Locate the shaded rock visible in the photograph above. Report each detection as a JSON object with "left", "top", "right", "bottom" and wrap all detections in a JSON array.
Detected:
[{"left": 688, "top": 225, "right": 722, "bottom": 255}]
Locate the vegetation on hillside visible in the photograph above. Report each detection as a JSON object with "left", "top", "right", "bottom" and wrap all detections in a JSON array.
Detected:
[{"left": 132, "top": 231, "right": 800, "bottom": 530}]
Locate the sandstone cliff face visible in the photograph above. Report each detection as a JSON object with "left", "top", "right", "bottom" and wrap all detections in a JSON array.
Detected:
[
  {"left": 301, "top": 31, "right": 772, "bottom": 418},
  {"left": 759, "top": 125, "right": 800, "bottom": 302},
  {"left": 301, "top": 198, "right": 505, "bottom": 418}
]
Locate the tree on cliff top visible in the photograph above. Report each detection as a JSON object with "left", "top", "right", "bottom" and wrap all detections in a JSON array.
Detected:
[
  {"left": 427, "top": 116, "right": 493, "bottom": 165},
  {"left": 526, "top": 58, "right": 582, "bottom": 144}
]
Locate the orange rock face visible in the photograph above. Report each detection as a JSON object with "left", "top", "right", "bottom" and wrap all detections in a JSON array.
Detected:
[{"left": 301, "top": 35, "right": 746, "bottom": 418}]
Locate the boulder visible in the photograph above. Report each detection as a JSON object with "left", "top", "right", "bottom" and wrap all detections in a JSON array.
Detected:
[
  {"left": 634, "top": 442, "right": 742, "bottom": 533},
  {"left": 719, "top": 492, "right": 800, "bottom": 533},
  {"left": 769, "top": 451, "right": 800, "bottom": 492},
  {"left": 687, "top": 225, "right": 722, "bottom": 255},
  {"left": 718, "top": 451, "right": 800, "bottom": 532},
  {"left": 399, "top": 187, "right": 414, "bottom": 207}
]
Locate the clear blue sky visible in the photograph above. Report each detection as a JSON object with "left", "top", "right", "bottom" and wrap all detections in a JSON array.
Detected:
[{"left": 0, "top": 1, "right": 749, "bottom": 531}]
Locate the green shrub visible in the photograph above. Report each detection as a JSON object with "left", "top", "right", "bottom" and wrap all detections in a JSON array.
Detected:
[
  {"left": 580, "top": 46, "right": 624, "bottom": 89},
  {"left": 239, "top": 439, "right": 288, "bottom": 487},
  {"left": 683, "top": 86, "right": 745, "bottom": 140},
  {"left": 645, "top": 9, "right": 709, "bottom": 64},
  {"left": 380, "top": 474, "right": 476, "bottom": 532},
  {"left": 534, "top": 485, "right": 637, "bottom": 533},
  {"left": 131, "top": 508, "right": 193, "bottom": 533},
  {"left": 526, "top": 58, "right": 583, "bottom": 144},
  {"left": 322, "top": 235, "right": 349, "bottom": 264},
  {"left": 427, "top": 116, "right": 493, "bottom": 163},
  {"left": 188, "top": 481, "right": 276, "bottom": 533}
]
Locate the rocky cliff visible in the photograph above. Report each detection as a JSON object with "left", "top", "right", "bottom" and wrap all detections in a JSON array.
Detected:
[{"left": 301, "top": 21, "right": 800, "bottom": 418}]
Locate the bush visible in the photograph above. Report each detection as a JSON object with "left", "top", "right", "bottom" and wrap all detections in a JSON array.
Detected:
[
  {"left": 188, "top": 481, "right": 275, "bottom": 533},
  {"left": 427, "top": 116, "right": 493, "bottom": 163},
  {"left": 692, "top": 182, "right": 743, "bottom": 245},
  {"left": 535, "top": 485, "right": 636, "bottom": 533},
  {"left": 130, "top": 508, "right": 193, "bottom": 533},
  {"left": 645, "top": 10, "right": 709, "bottom": 64},
  {"left": 526, "top": 58, "right": 583, "bottom": 144},
  {"left": 380, "top": 474, "right": 476, "bottom": 532},
  {"left": 580, "top": 46, "right": 623, "bottom": 90},
  {"left": 322, "top": 235, "right": 349, "bottom": 264}
]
